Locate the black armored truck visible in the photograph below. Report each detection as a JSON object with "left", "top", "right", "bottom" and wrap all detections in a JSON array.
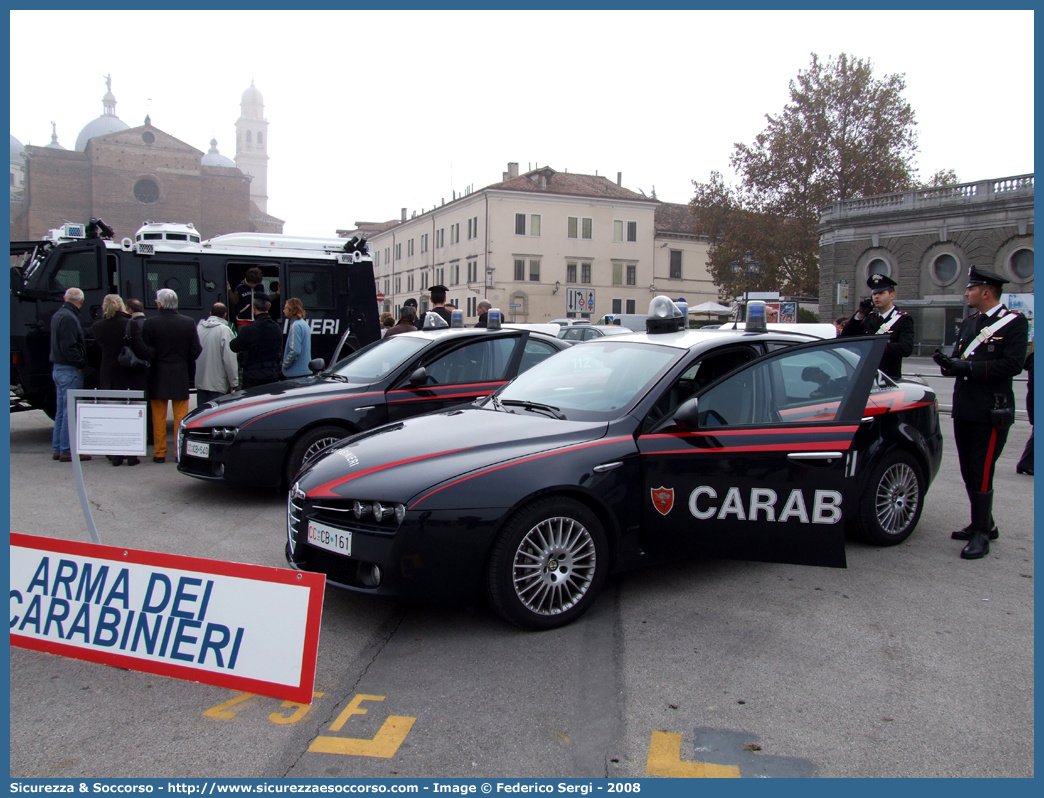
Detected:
[{"left": 10, "top": 219, "right": 380, "bottom": 417}]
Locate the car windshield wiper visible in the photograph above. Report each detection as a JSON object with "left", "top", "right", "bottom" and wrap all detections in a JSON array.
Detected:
[
  {"left": 499, "top": 399, "right": 566, "bottom": 420},
  {"left": 322, "top": 373, "right": 349, "bottom": 382}
]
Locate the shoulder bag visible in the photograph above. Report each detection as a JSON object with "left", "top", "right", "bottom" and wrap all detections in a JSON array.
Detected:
[{"left": 118, "top": 320, "right": 150, "bottom": 371}]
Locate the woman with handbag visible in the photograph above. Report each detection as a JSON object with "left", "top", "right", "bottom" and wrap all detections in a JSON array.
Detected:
[{"left": 92, "top": 294, "right": 152, "bottom": 466}]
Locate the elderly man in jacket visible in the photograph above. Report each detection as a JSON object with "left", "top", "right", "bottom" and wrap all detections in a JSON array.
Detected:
[
  {"left": 195, "top": 303, "right": 239, "bottom": 405},
  {"left": 142, "top": 288, "right": 202, "bottom": 463},
  {"left": 50, "top": 287, "right": 90, "bottom": 462}
]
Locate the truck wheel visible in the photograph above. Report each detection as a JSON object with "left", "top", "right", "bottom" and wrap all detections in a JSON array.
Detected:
[
  {"left": 284, "top": 425, "right": 348, "bottom": 488},
  {"left": 853, "top": 450, "right": 925, "bottom": 546},
  {"left": 486, "top": 497, "right": 607, "bottom": 630}
]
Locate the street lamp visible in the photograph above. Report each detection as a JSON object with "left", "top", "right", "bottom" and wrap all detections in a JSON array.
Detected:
[{"left": 731, "top": 250, "right": 760, "bottom": 321}]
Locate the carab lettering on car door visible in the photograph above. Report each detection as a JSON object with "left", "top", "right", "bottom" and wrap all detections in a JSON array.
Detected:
[{"left": 637, "top": 337, "right": 888, "bottom": 567}]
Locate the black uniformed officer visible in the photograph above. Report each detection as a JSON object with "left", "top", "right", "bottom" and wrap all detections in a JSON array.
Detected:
[
  {"left": 419, "top": 285, "right": 451, "bottom": 328},
  {"left": 932, "top": 267, "right": 1028, "bottom": 560},
  {"left": 840, "top": 273, "right": 915, "bottom": 380}
]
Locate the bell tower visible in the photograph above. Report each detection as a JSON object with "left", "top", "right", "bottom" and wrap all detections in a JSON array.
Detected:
[{"left": 234, "top": 79, "right": 269, "bottom": 213}]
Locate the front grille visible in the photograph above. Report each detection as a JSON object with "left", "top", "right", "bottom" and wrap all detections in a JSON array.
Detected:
[
  {"left": 301, "top": 547, "right": 362, "bottom": 586},
  {"left": 287, "top": 487, "right": 305, "bottom": 554}
]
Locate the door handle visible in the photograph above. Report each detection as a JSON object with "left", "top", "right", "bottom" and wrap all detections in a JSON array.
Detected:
[
  {"left": 593, "top": 461, "right": 623, "bottom": 473},
  {"left": 787, "top": 452, "right": 843, "bottom": 461}
]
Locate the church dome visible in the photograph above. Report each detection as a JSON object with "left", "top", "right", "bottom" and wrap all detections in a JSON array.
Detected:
[
  {"left": 241, "top": 80, "right": 263, "bottom": 105},
  {"left": 10, "top": 133, "right": 24, "bottom": 163},
  {"left": 45, "top": 122, "right": 65, "bottom": 150},
  {"left": 75, "top": 77, "right": 130, "bottom": 151},
  {"left": 201, "top": 138, "right": 236, "bottom": 168}
]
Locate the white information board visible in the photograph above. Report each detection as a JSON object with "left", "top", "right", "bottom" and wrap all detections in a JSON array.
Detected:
[
  {"left": 76, "top": 402, "right": 148, "bottom": 456},
  {"left": 566, "top": 288, "right": 596, "bottom": 315}
]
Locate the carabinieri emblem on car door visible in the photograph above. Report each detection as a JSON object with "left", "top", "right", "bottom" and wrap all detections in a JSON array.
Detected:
[{"left": 651, "top": 486, "right": 674, "bottom": 516}]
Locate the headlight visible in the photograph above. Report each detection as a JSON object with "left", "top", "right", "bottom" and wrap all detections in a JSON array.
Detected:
[
  {"left": 373, "top": 501, "right": 391, "bottom": 521},
  {"left": 394, "top": 503, "right": 406, "bottom": 524},
  {"left": 210, "top": 427, "right": 238, "bottom": 440},
  {"left": 353, "top": 500, "right": 372, "bottom": 520}
]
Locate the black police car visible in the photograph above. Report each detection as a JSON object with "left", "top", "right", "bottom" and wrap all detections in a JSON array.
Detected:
[
  {"left": 177, "top": 316, "right": 570, "bottom": 489},
  {"left": 286, "top": 298, "right": 943, "bottom": 630}
]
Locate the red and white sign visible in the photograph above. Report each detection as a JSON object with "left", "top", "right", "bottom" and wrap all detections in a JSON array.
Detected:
[
  {"left": 9, "top": 534, "right": 325, "bottom": 703},
  {"left": 375, "top": 293, "right": 385, "bottom": 303}
]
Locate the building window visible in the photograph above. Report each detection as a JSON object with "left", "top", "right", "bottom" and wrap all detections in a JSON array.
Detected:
[
  {"left": 467, "top": 260, "right": 478, "bottom": 282},
  {"left": 422, "top": 272, "right": 429, "bottom": 290},
  {"left": 530, "top": 215, "right": 541, "bottom": 237},
  {"left": 395, "top": 277, "right": 401, "bottom": 293},
  {"left": 581, "top": 263, "right": 591, "bottom": 284},
  {"left": 257, "top": 132, "right": 263, "bottom": 145},
  {"left": 515, "top": 214, "right": 526, "bottom": 235},
  {"left": 395, "top": 243, "right": 402, "bottom": 261},
  {"left": 374, "top": 251, "right": 380, "bottom": 268},
  {"left": 568, "top": 217, "right": 578, "bottom": 239},
  {"left": 612, "top": 298, "right": 622, "bottom": 314},
  {"left": 133, "top": 178, "right": 160, "bottom": 204},
  {"left": 627, "top": 221, "right": 637, "bottom": 242},
  {"left": 421, "top": 233, "right": 428, "bottom": 253},
  {"left": 435, "top": 267, "right": 445, "bottom": 285},
  {"left": 514, "top": 259, "right": 525, "bottom": 281},
  {"left": 931, "top": 253, "right": 959, "bottom": 284},
  {"left": 669, "top": 250, "right": 682, "bottom": 279},
  {"left": 582, "top": 218, "right": 592, "bottom": 240},
  {"left": 385, "top": 247, "right": 390, "bottom": 264},
  {"left": 451, "top": 263, "right": 460, "bottom": 285},
  {"left": 627, "top": 264, "right": 636, "bottom": 286},
  {"left": 246, "top": 131, "right": 252, "bottom": 143},
  {"left": 566, "top": 262, "right": 577, "bottom": 283},
  {"left": 467, "top": 297, "right": 477, "bottom": 317},
  {"left": 407, "top": 239, "right": 415, "bottom": 257},
  {"left": 407, "top": 273, "right": 415, "bottom": 292},
  {"left": 450, "top": 223, "right": 460, "bottom": 245},
  {"left": 867, "top": 257, "right": 889, "bottom": 277},
  {"left": 612, "top": 262, "right": 623, "bottom": 285},
  {"left": 467, "top": 216, "right": 479, "bottom": 240},
  {"left": 437, "top": 229, "right": 444, "bottom": 248},
  {"left": 1010, "top": 248, "right": 1034, "bottom": 280},
  {"left": 384, "top": 279, "right": 390, "bottom": 296},
  {"left": 626, "top": 299, "right": 636, "bottom": 314},
  {"left": 529, "top": 260, "right": 541, "bottom": 282},
  {"left": 613, "top": 220, "right": 637, "bottom": 242}
]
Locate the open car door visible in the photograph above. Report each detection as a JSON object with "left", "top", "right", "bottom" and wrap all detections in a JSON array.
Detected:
[{"left": 638, "top": 336, "right": 889, "bottom": 568}]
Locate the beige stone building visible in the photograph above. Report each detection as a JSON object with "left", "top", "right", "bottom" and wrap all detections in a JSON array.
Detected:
[{"left": 341, "top": 163, "right": 716, "bottom": 323}]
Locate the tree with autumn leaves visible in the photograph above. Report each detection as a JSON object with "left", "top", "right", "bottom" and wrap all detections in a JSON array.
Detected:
[{"left": 691, "top": 53, "right": 957, "bottom": 300}]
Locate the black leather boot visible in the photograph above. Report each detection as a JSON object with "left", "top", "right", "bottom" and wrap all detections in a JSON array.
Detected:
[
  {"left": 961, "top": 491, "right": 993, "bottom": 559},
  {"left": 952, "top": 487, "right": 999, "bottom": 540}
]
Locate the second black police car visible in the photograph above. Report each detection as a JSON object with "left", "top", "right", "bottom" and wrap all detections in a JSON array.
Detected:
[{"left": 286, "top": 298, "right": 943, "bottom": 630}]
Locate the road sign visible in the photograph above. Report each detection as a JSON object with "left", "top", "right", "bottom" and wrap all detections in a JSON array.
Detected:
[
  {"left": 566, "top": 288, "right": 595, "bottom": 315},
  {"left": 509, "top": 303, "right": 522, "bottom": 308},
  {"left": 375, "top": 293, "right": 385, "bottom": 303}
]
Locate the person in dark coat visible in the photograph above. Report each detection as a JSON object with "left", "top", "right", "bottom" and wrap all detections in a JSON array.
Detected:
[
  {"left": 418, "top": 285, "right": 451, "bottom": 329},
  {"left": 126, "top": 298, "right": 154, "bottom": 445},
  {"left": 840, "top": 274, "right": 915, "bottom": 379},
  {"left": 1016, "top": 350, "right": 1033, "bottom": 475},
  {"left": 475, "top": 299, "right": 492, "bottom": 328},
  {"left": 141, "top": 288, "right": 202, "bottom": 463},
  {"left": 50, "top": 287, "right": 90, "bottom": 462},
  {"left": 92, "top": 295, "right": 151, "bottom": 465},
  {"left": 384, "top": 306, "right": 418, "bottom": 338},
  {"left": 229, "top": 295, "right": 282, "bottom": 389},
  {"left": 933, "top": 267, "right": 1029, "bottom": 559},
  {"left": 231, "top": 267, "right": 269, "bottom": 327}
]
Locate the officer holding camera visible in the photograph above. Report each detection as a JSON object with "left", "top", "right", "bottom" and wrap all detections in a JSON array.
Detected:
[
  {"left": 932, "top": 267, "right": 1028, "bottom": 560},
  {"left": 840, "top": 274, "right": 914, "bottom": 379}
]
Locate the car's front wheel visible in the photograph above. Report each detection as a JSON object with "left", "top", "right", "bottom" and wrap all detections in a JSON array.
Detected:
[
  {"left": 284, "top": 425, "right": 349, "bottom": 487},
  {"left": 852, "top": 450, "right": 925, "bottom": 546},
  {"left": 486, "top": 497, "right": 608, "bottom": 630}
]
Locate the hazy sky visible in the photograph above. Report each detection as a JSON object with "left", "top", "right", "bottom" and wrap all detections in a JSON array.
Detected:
[{"left": 9, "top": 9, "right": 1034, "bottom": 238}]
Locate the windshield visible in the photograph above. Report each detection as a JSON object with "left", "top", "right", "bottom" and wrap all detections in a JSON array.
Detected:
[
  {"left": 329, "top": 335, "right": 429, "bottom": 382},
  {"left": 494, "top": 340, "right": 681, "bottom": 421}
]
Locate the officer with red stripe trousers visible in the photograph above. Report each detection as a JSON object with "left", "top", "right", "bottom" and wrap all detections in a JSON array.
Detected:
[{"left": 933, "top": 267, "right": 1028, "bottom": 559}]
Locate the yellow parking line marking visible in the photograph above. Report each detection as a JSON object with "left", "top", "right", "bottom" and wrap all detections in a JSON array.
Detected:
[
  {"left": 203, "top": 692, "right": 256, "bottom": 720},
  {"left": 309, "top": 694, "right": 416, "bottom": 759},
  {"left": 269, "top": 692, "right": 325, "bottom": 725},
  {"left": 645, "top": 731, "right": 741, "bottom": 778}
]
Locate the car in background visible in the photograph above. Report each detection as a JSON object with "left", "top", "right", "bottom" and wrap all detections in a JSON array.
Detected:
[
  {"left": 548, "top": 318, "right": 591, "bottom": 330},
  {"left": 286, "top": 298, "right": 942, "bottom": 630},
  {"left": 558, "top": 324, "right": 634, "bottom": 342},
  {"left": 177, "top": 324, "right": 570, "bottom": 489}
]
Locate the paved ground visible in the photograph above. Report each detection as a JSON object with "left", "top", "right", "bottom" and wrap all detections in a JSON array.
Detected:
[{"left": 7, "top": 390, "right": 1035, "bottom": 778}]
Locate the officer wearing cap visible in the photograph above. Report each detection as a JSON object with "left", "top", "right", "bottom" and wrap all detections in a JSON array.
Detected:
[
  {"left": 419, "top": 285, "right": 451, "bottom": 328},
  {"left": 839, "top": 273, "right": 915, "bottom": 379},
  {"left": 932, "top": 267, "right": 1028, "bottom": 560}
]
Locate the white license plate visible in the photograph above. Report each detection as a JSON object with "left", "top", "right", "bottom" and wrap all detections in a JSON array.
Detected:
[
  {"left": 186, "top": 440, "right": 210, "bottom": 459},
  {"left": 307, "top": 520, "right": 352, "bottom": 556}
]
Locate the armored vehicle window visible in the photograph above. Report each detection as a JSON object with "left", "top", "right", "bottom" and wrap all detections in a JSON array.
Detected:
[
  {"left": 147, "top": 261, "right": 201, "bottom": 308},
  {"left": 53, "top": 250, "right": 100, "bottom": 292},
  {"left": 289, "top": 268, "right": 334, "bottom": 310}
]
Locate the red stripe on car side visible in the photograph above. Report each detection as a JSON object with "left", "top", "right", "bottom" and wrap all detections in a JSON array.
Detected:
[
  {"left": 188, "top": 390, "right": 385, "bottom": 429},
  {"left": 641, "top": 426, "right": 858, "bottom": 440},
  {"left": 386, "top": 381, "right": 506, "bottom": 398},
  {"left": 306, "top": 447, "right": 475, "bottom": 499},
  {"left": 409, "top": 437, "right": 634, "bottom": 510},
  {"left": 640, "top": 440, "right": 853, "bottom": 455}
]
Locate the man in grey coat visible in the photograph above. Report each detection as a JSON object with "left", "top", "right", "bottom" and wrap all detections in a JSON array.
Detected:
[
  {"left": 49, "top": 287, "right": 91, "bottom": 462},
  {"left": 195, "top": 303, "right": 239, "bottom": 405}
]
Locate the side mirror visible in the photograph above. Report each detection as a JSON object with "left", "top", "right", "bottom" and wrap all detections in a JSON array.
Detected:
[
  {"left": 672, "top": 397, "right": 700, "bottom": 429},
  {"left": 308, "top": 358, "right": 325, "bottom": 373},
  {"left": 408, "top": 366, "right": 427, "bottom": 385}
]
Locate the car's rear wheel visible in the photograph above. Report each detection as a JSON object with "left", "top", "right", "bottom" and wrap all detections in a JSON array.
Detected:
[
  {"left": 852, "top": 450, "right": 924, "bottom": 546},
  {"left": 284, "top": 425, "right": 348, "bottom": 487},
  {"left": 486, "top": 497, "right": 607, "bottom": 630}
]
